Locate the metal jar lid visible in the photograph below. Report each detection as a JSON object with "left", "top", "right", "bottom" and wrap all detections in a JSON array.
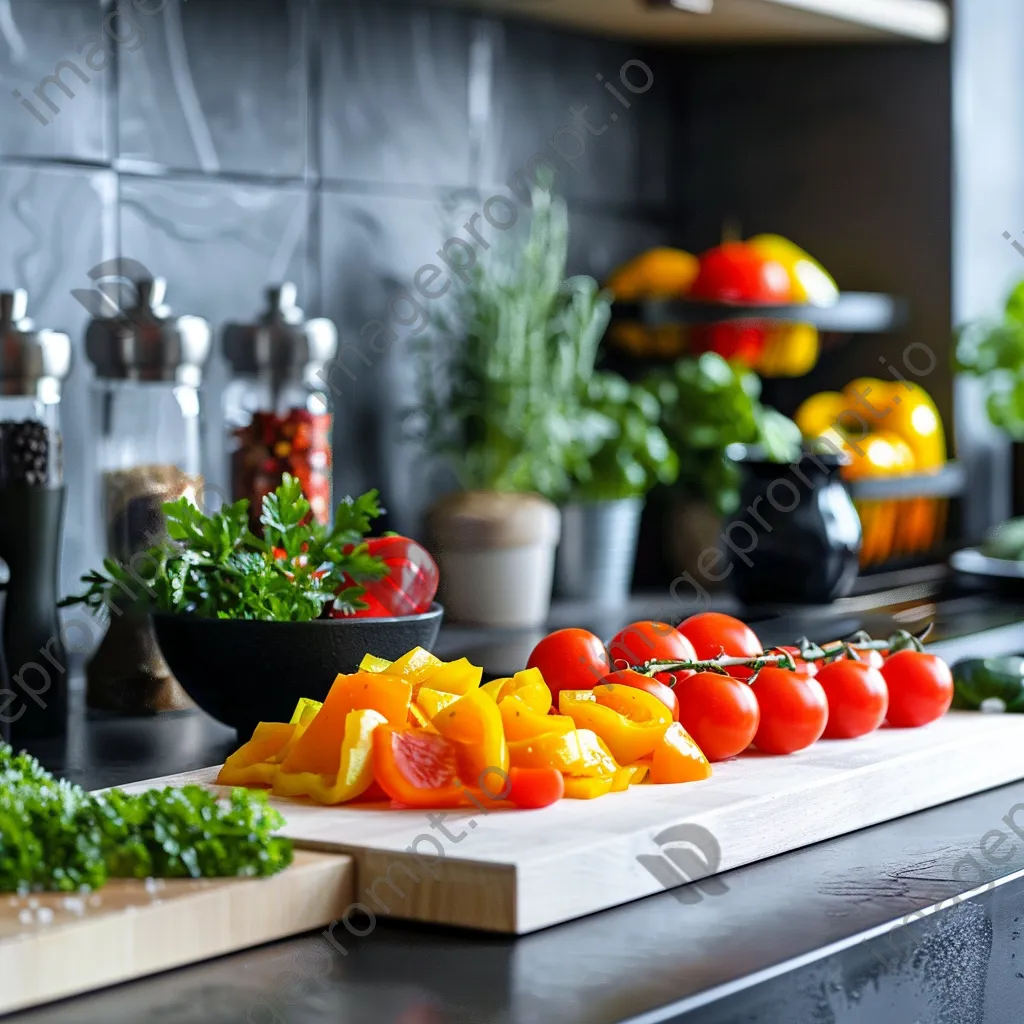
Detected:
[
  {"left": 222, "top": 283, "right": 338, "bottom": 392},
  {"left": 85, "top": 278, "right": 211, "bottom": 387},
  {"left": 0, "top": 290, "right": 72, "bottom": 400}
]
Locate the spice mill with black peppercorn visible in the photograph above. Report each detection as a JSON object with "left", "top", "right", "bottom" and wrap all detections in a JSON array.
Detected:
[{"left": 0, "top": 289, "right": 72, "bottom": 744}]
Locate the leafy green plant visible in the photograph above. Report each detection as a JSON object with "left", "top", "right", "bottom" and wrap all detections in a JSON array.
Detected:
[
  {"left": 644, "top": 353, "right": 801, "bottom": 515},
  {"left": 414, "top": 185, "right": 611, "bottom": 498},
  {"left": 62, "top": 475, "right": 388, "bottom": 622},
  {"left": 568, "top": 371, "right": 679, "bottom": 501},
  {"left": 956, "top": 280, "right": 1024, "bottom": 438}
]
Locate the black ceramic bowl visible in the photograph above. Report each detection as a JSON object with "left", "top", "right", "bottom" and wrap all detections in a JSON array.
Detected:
[{"left": 152, "top": 604, "right": 444, "bottom": 737}]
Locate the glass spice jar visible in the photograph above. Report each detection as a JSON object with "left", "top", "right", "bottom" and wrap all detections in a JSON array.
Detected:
[
  {"left": 223, "top": 284, "right": 337, "bottom": 531},
  {"left": 83, "top": 277, "right": 210, "bottom": 713},
  {"left": 0, "top": 290, "right": 72, "bottom": 744}
]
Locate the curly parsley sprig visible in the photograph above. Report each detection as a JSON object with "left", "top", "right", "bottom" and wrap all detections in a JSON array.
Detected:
[{"left": 62, "top": 474, "right": 389, "bottom": 622}]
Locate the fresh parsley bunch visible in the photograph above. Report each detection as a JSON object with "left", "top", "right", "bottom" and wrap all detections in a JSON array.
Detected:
[
  {"left": 64, "top": 474, "right": 389, "bottom": 622},
  {"left": 0, "top": 745, "right": 293, "bottom": 893}
]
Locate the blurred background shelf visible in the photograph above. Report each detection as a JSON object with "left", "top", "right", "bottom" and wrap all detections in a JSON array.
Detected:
[
  {"left": 612, "top": 292, "right": 908, "bottom": 332},
  {"left": 845, "top": 462, "right": 967, "bottom": 500},
  {"left": 437, "top": 0, "right": 950, "bottom": 44}
]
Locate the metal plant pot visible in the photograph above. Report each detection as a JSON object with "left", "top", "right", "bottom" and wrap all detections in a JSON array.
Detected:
[{"left": 554, "top": 497, "right": 643, "bottom": 606}]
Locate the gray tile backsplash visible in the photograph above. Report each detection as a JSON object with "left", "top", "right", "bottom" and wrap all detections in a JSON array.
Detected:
[{"left": 0, "top": 0, "right": 676, "bottom": 583}]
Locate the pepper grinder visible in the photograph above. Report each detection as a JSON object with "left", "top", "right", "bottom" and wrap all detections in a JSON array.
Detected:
[
  {"left": 83, "top": 277, "right": 210, "bottom": 714},
  {"left": 0, "top": 290, "right": 72, "bottom": 744}
]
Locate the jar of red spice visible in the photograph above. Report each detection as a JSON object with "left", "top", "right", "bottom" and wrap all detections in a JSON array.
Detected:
[{"left": 222, "top": 284, "right": 337, "bottom": 530}]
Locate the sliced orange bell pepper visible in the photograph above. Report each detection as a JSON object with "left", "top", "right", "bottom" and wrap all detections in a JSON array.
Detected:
[
  {"left": 279, "top": 671, "right": 412, "bottom": 777},
  {"left": 273, "top": 709, "right": 387, "bottom": 804},
  {"left": 559, "top": 688, "right": 670, "bottom": 766},
  {"left": 216, "top": 721, "right": 296, "bottom": 787},
  {"left": 650, "top": 722, "right": 712, "bottom": 784},
  {"left": 432, "top": 688, "right": 509, "bottom": 783},
  {"left": 482, "top": 668, "right": 552, "bottom": 714},
  {"left": 498, "top": 695, "right": 574, "bottom": 741},
  {"left": 509, "top": 730, "right": 586, "bottom": 773},
  {"left": 371, "top": 725, "right": 474, "bottom": 808},
  {"left": 563, "top": 775, "right": 615, "bottom": 800},
  {"left": 417, "top": 686, "right": 461, "bottom": 720}
]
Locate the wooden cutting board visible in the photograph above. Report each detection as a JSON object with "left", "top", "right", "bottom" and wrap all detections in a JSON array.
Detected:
[
  {"left": 120, "top": 712, "right": 1024, "bottom": 935},
  {"left": 0, "top": 850, "right": 353, "bottom": 1017}
]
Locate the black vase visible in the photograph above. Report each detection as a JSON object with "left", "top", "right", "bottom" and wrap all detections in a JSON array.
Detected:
[{"left": 722, "top": 446, "right": 861, "bottom": 605}]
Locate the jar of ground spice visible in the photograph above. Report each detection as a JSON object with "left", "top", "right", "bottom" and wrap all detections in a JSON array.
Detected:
[
  {"left": 222, "top": 284, "right": 337, "bottom": 532},
  {"left": 0, "top": 290, "right": 72, "bottom": 744},
  {"left": 83, "top": 277, "right": 210, "bottom": 713}
]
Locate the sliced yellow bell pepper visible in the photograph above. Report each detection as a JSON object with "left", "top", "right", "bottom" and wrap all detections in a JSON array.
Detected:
[
  {"left": 425, "top": 657, "right": 483, "bottom": 695},
  {"left": 509, "top": 730, "right": 586, "bottom": 773},
  {"left": 289, "top": 697, "right": 323, "bottom": 725},
  {"left": 612, "top": 764, "right": 648, "bottom": 790},
  {"left": 563, "top": 775, "right": 615, "bottom": 800},
  {"left": 432, "top": 688, "right": 509, "bottom": 782},
  {"left": 374, "top": 646, "right": 444, "bottom": 685},
  {"left": 650, "top": 722, "right": 712, "bottom": 784},
  {"left": 482, "top": 668, "right": 551, "bottom": 713},
  {"left": 216, "top": 721, "right": 296, "bottom": 788},
  {"left": 416, "top": 686, "right": 461, "bottom": 720},
  {"left": 498, "top": 695, "right": 574, "bottom": 741},
  {"left": 279, "top": 671, "right": 412, "bottom": 777},
  {"left": 575, "top": 728, "right": 621, "bottom": 776},
  {"left": 359, "top": 653, "right": 394, "bottom": 674},
  {"left": 560, "top": 687, "right": 670, "bottom": 766},
  {"left": 273, "top": 709, "right": 386, "bottom": 804}
]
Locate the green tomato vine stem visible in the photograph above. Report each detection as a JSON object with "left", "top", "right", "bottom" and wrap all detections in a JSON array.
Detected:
[{"left": 636, "top": 626, "right": 931, "bottom": 683}]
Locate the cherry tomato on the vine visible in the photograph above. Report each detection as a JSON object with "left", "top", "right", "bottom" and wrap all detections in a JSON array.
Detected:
[
  {"left": 598, "top": 668, "right": 679, "bottom": 721},
  {"left": 816, "top": 660, "right": 889, "bottom": 739},
  {"left": 673, "top": 671, "right": 760, "bottom": 762},
  {"left": 751, "top": 668, "right": 828, "bottom": 754},
  {"left": 609, "top": 621, "right": 697, "bottom": 690},
  {"left": 881, "top": 650, "right": 953, "bottom": 727},
  {"left": 526, "top": 629, "right": 610, "bottom": 704},
  {"left": 677, "top": 613, "right": 763, "bottom": 680}
]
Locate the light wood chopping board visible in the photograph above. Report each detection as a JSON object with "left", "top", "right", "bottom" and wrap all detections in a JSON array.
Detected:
[
  {"left": 0, "top": 850, "right": 353, "bottom": 1017},
  {"left": 117, "top": 711, "right": 1024, "bottom": 935}
]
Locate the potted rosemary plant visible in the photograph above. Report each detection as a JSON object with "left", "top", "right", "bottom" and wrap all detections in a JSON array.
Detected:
[
  {"left": 415, "top": 187, "right": 610, "bottom": 626},
  {"left": 554, "top": 371, "right": 678, "bottom": 604}
]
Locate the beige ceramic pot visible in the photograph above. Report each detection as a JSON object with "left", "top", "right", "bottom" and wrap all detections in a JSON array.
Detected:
[{"left": 427, "top": 491, "right": 561, "bottom": 628}]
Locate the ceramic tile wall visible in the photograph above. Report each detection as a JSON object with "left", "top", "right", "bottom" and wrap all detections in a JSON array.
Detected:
[{"left": 0, "top": 0, "right": 677, "bottom": 583}]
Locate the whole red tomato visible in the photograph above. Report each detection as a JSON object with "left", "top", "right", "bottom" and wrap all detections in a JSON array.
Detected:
[
  {"left": 609, "top": 620, "right": 696, "bottom": 668},
  {"left": 858, "top": 649, "right": 886, "bottom": 670},
  {"left": 816, "top": 660, "right": 889, "bottom": 739},
  {"left": 689, "top": 243, "right": 793, "bottom": 304},
  {"left": 526, "top": 629, "right": 610, "bottom": 704},
  {"left": 677, "top": 612, "right": 763, "bottom": 680},
  {"left": 751, "top": 668, "right": 829, "bottom": 754},
  {"left": 673, "top": 671, "right": 760, "bottom": 762},
  {"left": 598, "top": 669, "right": 679, "bottom": 721},
  {"left": 881, "top": 650, "right": 953, "bottom": 728}
]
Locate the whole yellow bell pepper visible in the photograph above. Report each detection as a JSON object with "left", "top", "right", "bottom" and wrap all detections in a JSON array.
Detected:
[
  {"left": 432, "top": 688, "right": 509, "bottom": 781},
  {"left": 273, "top": 709, "right": 386, "bottom": 804}
]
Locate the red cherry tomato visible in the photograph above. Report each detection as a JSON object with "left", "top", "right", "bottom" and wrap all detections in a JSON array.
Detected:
[
  {"left": 858, "top": 649, "right": 886, "bottom": 669},
  {"left": 689, "top": 242, "right": 793, "bottom": 304},
  {"left": 775, "top": 646, "right": 818, "bottom": 677},
  {"left": 598, "top": 669, "right": 680, "bottom": 722},
  {"left": 608, "top": 620, "right": 697, "bottom": 669},
  {"left": 751, "top": 668, "right": 829, "bottom": 754},
  {"left": 507, "top": 768, "right": 565, "bottom": 809},
  {"left": 677, "top": 612, "right": 763, "bottom": 680},
  {"left": 526, "top": 629, "right": 610, "bottom": 704},
  {"left": 673, "top": 671, "right": 760, "bottom": 762},
  {"left": 816, "top": 660, "right": 889, "bottom": 739},
  {"left": 881, "top": 650, "right": 953, "bottom": 728}
]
